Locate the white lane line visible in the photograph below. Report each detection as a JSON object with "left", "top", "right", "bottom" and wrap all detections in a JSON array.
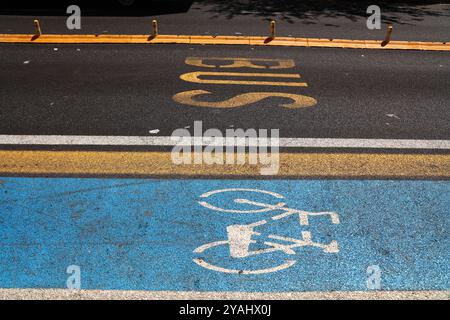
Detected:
[
  {"left": 0, "top": 289, "right": 448, "bottom": 300},
  {"left": 0, "top": 135, "right": 449, "bottom": 149}
]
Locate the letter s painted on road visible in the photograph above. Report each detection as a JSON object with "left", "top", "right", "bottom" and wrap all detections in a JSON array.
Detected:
[{"left": 173, "top": 90, "right": 317, "bottom": 109}]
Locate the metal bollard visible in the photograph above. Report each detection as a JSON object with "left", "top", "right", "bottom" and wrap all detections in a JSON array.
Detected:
[
  {"left": 383, "top": 25, "right": 393, "bottom": 45},
  {"left": 270, "top": 20, "right": 276, "bottom": 38},
  {"left": 152, "top": 19, "right": 158, "bottom": 37},
  {"left": 34, "top": 19, "right": 42, "bottom": 36}
]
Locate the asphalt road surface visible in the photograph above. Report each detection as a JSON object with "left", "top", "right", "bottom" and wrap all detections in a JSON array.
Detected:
[{"left": 0, "top": 44, "right": 449, "bottom": 140}]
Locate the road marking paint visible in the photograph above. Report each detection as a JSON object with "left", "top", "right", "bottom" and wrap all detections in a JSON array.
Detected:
[
  {"left": 0, "top": 150, "right": 448, "bottom": 178},
  {"left": 193, "top": 257, "right": 297, "bottom": 275},
  {"left": 179, "top": 72, "right": 308, "bottom": 87},
  {"left": 172, "top": 90, "right": 317, "bottom": 108},
  {"left": 185, "top": 57, "right": 296, "bottom": 69},
  {"left": 0, "top": 289, "right": 447, "bottom": 300},
  {"left": 200, "top": 188, "right": 284, "bottom": 199},
  {"left": 0, "top": 34, "right": 449, "bottom": 51},
  {"left": 194, "top": 188, "right": 340, "bottom": 274},
  {"left": 0, "top": 135, "right": 449, "bottom": 149},
  {"left": 176, "top": 56, "right": 313, "bottom": 109},
  {"left": 199, "top": 188, "right": 286, "bottom": 213}
]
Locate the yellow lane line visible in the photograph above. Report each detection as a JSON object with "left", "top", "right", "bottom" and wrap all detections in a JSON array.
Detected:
[
  {"left": 0, "top": 150, "right": 448, "bottom": 178},
  {"left": 0, "top": 34, "right": 448, "bottom": 51}
]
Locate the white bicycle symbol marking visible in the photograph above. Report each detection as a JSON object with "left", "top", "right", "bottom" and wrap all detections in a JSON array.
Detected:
[{"left": 193, "top": 188, "right": 340, "bottom": 274}]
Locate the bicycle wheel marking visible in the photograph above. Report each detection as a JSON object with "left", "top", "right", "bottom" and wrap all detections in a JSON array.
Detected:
[{"left": 193, "top": 258, "right": 297, "bottom": 275}]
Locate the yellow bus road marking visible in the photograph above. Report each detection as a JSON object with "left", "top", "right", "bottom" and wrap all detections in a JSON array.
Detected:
[
  {"left": 0, "top": 150, "right": 448, "bottom": 178},
  {"left": 184, "top": 57, "right": 296, "bottom": 69},
  {"left": 0, "top": 34, "right": 448, "bottom": 51},
  {"left": 172, "top": 90, "right": 317, "bottom": 108},
  {"left": 179, "top": 71, "right": 307, "bottom": 87}
]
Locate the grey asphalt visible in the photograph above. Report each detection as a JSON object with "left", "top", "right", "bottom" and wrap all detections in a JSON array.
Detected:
[
  {"left": 0, "top": 1, "right": 449, "bottom": 42},
  {"left": 0, "top": 43, "right": 449, "bottom": 141}
]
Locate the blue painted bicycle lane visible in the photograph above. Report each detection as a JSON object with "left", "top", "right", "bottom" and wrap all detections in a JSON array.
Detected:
[{"left": 0, "top": 177, "right": 448, "bottom": 292}]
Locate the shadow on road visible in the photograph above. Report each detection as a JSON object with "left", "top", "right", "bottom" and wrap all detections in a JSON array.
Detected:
[
  {"left": 196, "top": 0, "right": 450, "bottom": 24},
  {"left": 0, "top": 0, "right": 194, "bottom": 16}
]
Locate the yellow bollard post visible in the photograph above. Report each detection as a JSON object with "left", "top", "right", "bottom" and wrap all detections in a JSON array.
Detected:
[
  {"left": 152, "top": 19, "right": 158, "bottom": 37},
  {"left": 270, "top": 20, "right": 276, "bottom": 38},
  {"left": 33, "top": 19, "right": 42, "bottom": 36},
  {"left": 382, "top": 25, "right": 393, "bottom": 46}
]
